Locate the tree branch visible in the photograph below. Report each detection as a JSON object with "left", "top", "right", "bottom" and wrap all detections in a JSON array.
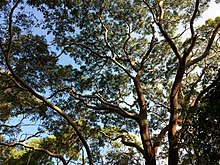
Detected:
[
  {"left": 157, "top": 23, "right": 182, "bottom": 61},
  {"left": 6, "top": 0, "right": 21, "bottom": 57},
  {"left": 143, "top": 1, "right": 157, "bottom": 23},
  {"left": 3, "top": 3, "right": 93, "bottom": 164},
  {"left": 140, "top": 23, "right": 155, "bottom": 69},
  {"left": 144, "top": 0, "right": 182, "bottom": 60},
  {"left": 193, "top": 74, "right": 220, "bottom": 107},
  {"left": 99, "top": 6, "right": 135, "bottom": 79},
  {"left": 158, "top": 0, "right": 165, "bottom": 23},
  {"left": 70, "top": 89, "right": 139, "bottom": 121},
  {"left": 187, "top": 23, "right": 220, "bottom": 67},
  {"left": 153, "top": 125, "right": 169, "bottom": 154},
  {"left": 101, "top": 131, "right": 145, "bottom": 158},
  {"left": 120, "top": 135, "right": 145, "bottom": 157},
  {"left": 182, "top": 0, "right": 199, "bottom": 59},
  {"left": 190, "top": 0, "right": 200, "bottom": 37},
  {"left": 122, "top": 23, "right": 140, "bottom": 72},
  {"left": 0, "top": 142, "right": 67, "bottom": 165},
  {"left": 0, "top": 115, "right": 26, "bottom": 128}
]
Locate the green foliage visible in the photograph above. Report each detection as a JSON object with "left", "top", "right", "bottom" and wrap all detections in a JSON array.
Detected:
[
  {"left": 1, "top": 138, "right": 55, "bottom": 165},
  {"left": 0, "top": 0, "right": 219, "bottom": 164},
  {"left": 193, "top": 73, "right": 220, "bottom": 164},
  {"left": 180, "top": 72, "right": 220, "bottom": 164}
]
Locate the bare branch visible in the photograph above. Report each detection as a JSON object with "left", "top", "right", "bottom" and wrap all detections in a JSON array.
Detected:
[
  {"left": 98, "top": 2, "right": 137, "bottom": 79},
  {"left": 143, "top": 1, "right": 158, "bottom": 23},
  {"left": 47, "top": 87, "right": 71, "bottom": 99},
  {"left": 122, "top": 23, "right": 139, "bottom": 72},
  {"left": 183, "top": 34, "right": 197, "bottom": 59},
  {"left": 19, "top": 131, "right": 44, "bottom": 142},
  {"left": 0, "top": 115, "right": 26, "bottom": 128},
  {"left": 111, "top": 57, "right": 135, "bottom": 79},
  {"left": 158, "top": 0, "right": 165, "bottom": 23}
]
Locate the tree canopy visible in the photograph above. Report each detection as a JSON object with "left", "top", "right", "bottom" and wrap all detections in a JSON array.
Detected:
[
  {"left": 0, "top": 0, "right": 219, "bottom": 165},
  {"left": 183, "top": 71, "right": 220, "bottom": 165}
]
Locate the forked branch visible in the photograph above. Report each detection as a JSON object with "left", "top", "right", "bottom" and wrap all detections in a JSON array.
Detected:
[{"left": 187, "top": 23, "right": 220, "bottom": 67}]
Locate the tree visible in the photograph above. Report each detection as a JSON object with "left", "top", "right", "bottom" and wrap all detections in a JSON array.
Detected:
[
  {"left": 181, "top": 71, "right": 220, "bottom": 165},
  {"left": 0, "top": 0, "right": 219, "bottom": 164}
]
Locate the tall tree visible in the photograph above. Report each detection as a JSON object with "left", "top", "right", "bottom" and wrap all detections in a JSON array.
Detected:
[{"left": 0, "top": 0, "right": 219, "bottom": 164}]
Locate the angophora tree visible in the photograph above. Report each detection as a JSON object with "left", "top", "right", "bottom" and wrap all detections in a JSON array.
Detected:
[{"left": 0, "top": 0, "right": 219, "bottom": 164}]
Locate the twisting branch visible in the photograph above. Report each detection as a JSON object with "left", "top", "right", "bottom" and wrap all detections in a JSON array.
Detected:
[
  {"left": 143, "top": 1, "right": 157, "bottom": 23},
  {"left": 98, "top": 3, "right": 114, "bottom": 57},
  {"left": 47, "top": 87, "right": 71, "bottom": 99},
  {"left": 144, "top": 0, "right": 182, "bottom": 61},
  {"left": 111, "top": 57, "right": 135, "bottom": 79},
  {"left": 122, "top": 23, "right": 131, "bottom": 59},
  {"left": 19, "top": 130, "right": 45, "bottom": 142},
  {"left": 101, "top": 131, "right": 145, "bottom": 158},
  {"left": 183, "top": 0, "right": 200, "bottom": 58},
  {"left": 0, "top": 142, "right": 67, "bottom": 165},
  {"left": 96, "top": 17, "right": 135, "bottom": 78},
  {"left": 183, "top": 35, "right": 197, "bottom": 59},
  {"left": 158, "top": 0, "right": 165, "bottom": 23},
  {"left": 122, "top": 23, "right": 139, "bottom": 72},
  {"left": 0, "top": 115, "right": 26, "bottom": 128},
  {"left": 140, "top": 23, "right": 155, "bottom": 69},
  {"left": 70, "top": 89, "right": 139, "bottom": 121},
  {"left": 6, "top": 0, "right": 22, "bottom": 57},
  {"left": 0, "top": 71, "right": 27, "bottom": 90},
  {"left": 157, "top": 24, "right": 182, "bottom": 61},
  {"left": 98, "top": 4, "right": 135, "bottom": 79},
  {"left": 187, "top": 23, "right": 220, "bottom": 67}
]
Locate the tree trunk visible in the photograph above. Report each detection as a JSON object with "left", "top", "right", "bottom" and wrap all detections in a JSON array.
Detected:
[
  {"left": 134, "top": 75, "right": 156, "bottom": 165},
  {"left": 168, "top": 112, "right": 179, "bottom": 165},
  {"left": 168, "top": 61, "right": 186, "bottom": 165},
  {"left": 139, "top": 119, "right": 156, "bottom": 165}
]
